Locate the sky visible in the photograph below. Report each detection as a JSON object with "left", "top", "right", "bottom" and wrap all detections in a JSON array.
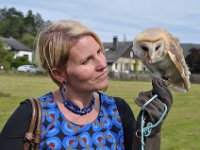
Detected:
[{"left": 1, "top": 0, "right": 200, "bottom": 43}]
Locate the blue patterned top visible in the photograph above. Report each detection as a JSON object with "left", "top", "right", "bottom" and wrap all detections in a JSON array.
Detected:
[{"left": 38, "top": 92, "right": 124, "bottom": 150}]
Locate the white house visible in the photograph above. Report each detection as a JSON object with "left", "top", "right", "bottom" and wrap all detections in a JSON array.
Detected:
[
  {"left": 0, "top": 37, "right": 33, "bottom": 62},
  {"left": 104, "top": 36, "right": 145, "bottom": 75}
]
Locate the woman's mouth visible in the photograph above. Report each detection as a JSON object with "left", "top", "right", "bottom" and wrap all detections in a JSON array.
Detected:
[{"left": 96, "top": 70, "right": 108, "bottom": 80}]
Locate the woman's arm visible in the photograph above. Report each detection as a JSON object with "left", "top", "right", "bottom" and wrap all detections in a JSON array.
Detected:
[
  {"left": 114, "top": 97, "right": 136, "bottom": 150},
  {"left": 134, "top": 78, "right": 173, "bottom": 150},
  {"left": 0, "top": 100, "right": 32, "bottom": 150}
]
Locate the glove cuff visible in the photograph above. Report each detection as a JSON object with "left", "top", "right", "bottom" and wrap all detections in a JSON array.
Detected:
[{"left": 145, "top": 132, "right": 161, "bottom": 150}]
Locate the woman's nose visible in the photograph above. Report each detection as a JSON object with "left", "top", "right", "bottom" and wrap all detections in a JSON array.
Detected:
[{"left": 95, "top": 56, "right": 107, "bottom": 71}]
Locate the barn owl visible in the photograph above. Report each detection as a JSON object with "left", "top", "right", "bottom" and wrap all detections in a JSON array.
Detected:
[{"left": 132, "top": 28, "right": 190, "bottom": 93}]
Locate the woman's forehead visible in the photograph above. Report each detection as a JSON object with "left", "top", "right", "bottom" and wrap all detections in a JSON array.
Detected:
[{"left": 68, "top": 36, "right": 100, "bottom": 59}]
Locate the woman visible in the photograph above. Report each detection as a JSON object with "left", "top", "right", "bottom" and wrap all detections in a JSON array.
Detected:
[{"left": 0, "top": 20, "right": 172, "bottom": 150}]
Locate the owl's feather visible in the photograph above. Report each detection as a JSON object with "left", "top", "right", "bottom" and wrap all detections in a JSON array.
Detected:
[
  {"left": 132, "top": 28, "right": 190, "bottom": 93},
  {"left": 168, "top": 40, "right": 190, "bottom": 92}
]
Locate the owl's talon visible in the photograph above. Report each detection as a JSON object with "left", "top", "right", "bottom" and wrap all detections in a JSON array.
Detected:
[{"left": 163, "top": 79, "right": 170, "bottom": 87}]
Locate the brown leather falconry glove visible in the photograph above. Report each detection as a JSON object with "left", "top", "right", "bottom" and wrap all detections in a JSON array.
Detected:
[{"left": 134, "top": 78, "right": 173, "bottom": 150}]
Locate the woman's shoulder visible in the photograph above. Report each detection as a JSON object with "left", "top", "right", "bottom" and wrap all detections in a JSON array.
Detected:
[
  {"left": 99, "top": 92, "right": 133, "bottom": 114},
  {"left": 99, "top": 92, "right": 129, "bottom": 107},
  {"left": 37, "top": 92, "right": 58, "bottom": 109},
  {"left": 113, "top": 96, "right": 133, "bottom": 115},
  {"left": 38, "top": 92, "right": 53, "bottom": 101}
]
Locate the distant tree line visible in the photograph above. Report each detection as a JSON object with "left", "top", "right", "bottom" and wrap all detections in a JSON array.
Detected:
[
  {"left": 186, "top": 47, "right": 200, "bottom": 73},
  {"left": 0, "top": 7, "right": 51, "bottom": 48},
  {"left": 0, "top": 7, "right": 51, "bottom": 70}
]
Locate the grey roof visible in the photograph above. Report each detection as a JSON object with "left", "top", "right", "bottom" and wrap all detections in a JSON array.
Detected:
[
  {"left": 104, "top": 41, "right": 133, "bottom": 64},
  {"left": 0, "top": 37, "right": 32, "bottom": 51}
]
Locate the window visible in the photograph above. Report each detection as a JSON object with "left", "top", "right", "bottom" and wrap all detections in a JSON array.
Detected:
[
  {"left": 130, "top": 51, "right": 133, "bottom": 58},
  {"left": 124, "top": 63, "right": 129, "bottom": 70},
  {"left": 115, "top": 63, "right": 118, "bottom": 70}
]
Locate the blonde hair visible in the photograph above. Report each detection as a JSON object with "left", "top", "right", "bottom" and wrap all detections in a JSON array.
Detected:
[{"left": 35, "top": 20, "right": 104, "bottom": 85}]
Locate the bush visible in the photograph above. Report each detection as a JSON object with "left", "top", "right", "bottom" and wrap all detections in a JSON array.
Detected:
[{"left": 11, "top": 56, "right": 31, "bottom": 69}]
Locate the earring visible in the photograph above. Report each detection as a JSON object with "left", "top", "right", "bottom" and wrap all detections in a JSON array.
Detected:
[{"left": 63, "top": 81, "right": 67, "bottom": 92}]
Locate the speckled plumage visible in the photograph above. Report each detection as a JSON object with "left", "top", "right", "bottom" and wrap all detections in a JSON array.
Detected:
[{"left": 132, "top": 28, "right": 190, "bottom": 93}]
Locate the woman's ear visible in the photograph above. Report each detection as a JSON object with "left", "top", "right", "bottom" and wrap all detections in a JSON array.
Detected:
[{"left": 50, "top": 68, "right": 65, "bottom": 84}]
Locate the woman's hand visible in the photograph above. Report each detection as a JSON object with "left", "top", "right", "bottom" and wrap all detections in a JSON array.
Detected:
[{"left": 135, "top": 77, "right": 173, "bottom": 136}]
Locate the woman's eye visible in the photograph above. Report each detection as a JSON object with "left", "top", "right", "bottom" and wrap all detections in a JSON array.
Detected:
[
  {"left": 81, "top": 60, "right": 88, "bottom": 65},
  {"left": 97, "top": 49, "right": 102, "bottom": 55},
  {"left": 81, "top": 58, "right": 89, "bottom": 65}
]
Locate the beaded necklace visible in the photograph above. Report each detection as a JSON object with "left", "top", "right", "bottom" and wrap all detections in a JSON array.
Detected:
[{"left": 59, "top": 89, "right": 95, "bottom": 116}]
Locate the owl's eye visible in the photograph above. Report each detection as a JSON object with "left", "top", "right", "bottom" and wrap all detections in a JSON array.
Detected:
[
  {"left": 141, "top": 45, "right": 148, "bottom": 52},
  {"left": 155, "top": 45, "right": 160, "bottom": 51}
]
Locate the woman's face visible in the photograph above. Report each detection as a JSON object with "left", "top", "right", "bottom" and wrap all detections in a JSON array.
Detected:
[{"left": 65, "top": 35, "right": 109, "bottom": 93}]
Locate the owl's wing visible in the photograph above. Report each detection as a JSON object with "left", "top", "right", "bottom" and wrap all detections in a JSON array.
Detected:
[{"left": 168, "top": 37, "right": 190, "bottom": 91}]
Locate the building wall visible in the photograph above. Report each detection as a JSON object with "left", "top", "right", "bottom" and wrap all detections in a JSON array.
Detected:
[
  {"left": 14, "top": 51, "right": 33, "bottom": 62},
  {"left": 111, "top": 57, "right": 144, "bottom": 73}
]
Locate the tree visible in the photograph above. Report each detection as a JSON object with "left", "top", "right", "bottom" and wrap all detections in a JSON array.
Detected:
[
  {"left": 23, "top": 10, "right": 48, "bottom": 36},
  {"left": 134, "top": 59, "right": 139, "bottom": 80},
  {"left": 0, "top": 39, "right": 13, "bottom": 70},
  {"left": 0, "top": 7, "right": 24, "bottom": 39},
  {"left": 21, "top": 33, "right": 35, "bottom": 49},
  {"left": 11, "top": 56, "right": 30, "bottom": 69},
  {"left": 186, "top": 48, "right": 200, "bottom": 73},
  {"left": 23, "top": 10, "right": 35, "bottom": 34},
  {"left": 33, "top": 13, "right": 47, "bottom": 35},
  {"left": 0, "top": 7, "right": 49, "bottom": 44}
]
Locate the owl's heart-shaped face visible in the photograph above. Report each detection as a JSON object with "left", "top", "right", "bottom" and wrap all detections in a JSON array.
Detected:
[{"left": 132, "top": 39, "right": 167, "bottom": 64}]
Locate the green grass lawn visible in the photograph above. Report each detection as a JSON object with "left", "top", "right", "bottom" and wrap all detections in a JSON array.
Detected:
[{"left": 0, "top": 73, "right": 200, "bottom": 150}]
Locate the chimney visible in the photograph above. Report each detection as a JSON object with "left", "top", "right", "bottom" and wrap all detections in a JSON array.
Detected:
[{"left": 112, "top": 36, "right": 118, "bottom": 50}]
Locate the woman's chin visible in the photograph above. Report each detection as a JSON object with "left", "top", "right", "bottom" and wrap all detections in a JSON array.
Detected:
[{"left": 97, "top": 80, "right": 109, "bottom": 91}]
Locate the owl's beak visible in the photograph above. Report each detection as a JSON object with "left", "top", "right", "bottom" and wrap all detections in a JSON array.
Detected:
[
  {"left": 140, "top": 45, "right": 153, "bottom": 64},
  {"left": 145, "top": 52, "right": 152, "bottom": 64}
]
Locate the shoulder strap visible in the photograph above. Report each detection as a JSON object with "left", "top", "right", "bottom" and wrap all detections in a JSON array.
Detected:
[
  {"left": 24, "top": 98, "right": 42, "bottom": 150},
  {"left": 34, "top": 99, "right": 42, "bottom": 149},
  {"left": 24, "top": 98, "right": 37, "bottom": 141}
]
